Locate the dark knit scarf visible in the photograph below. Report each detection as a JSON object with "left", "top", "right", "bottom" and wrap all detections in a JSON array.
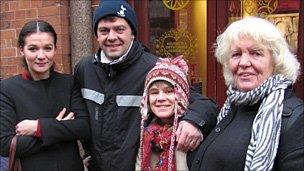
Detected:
[
  {"left": 141, "top": 119, "right": 177, "bottom": 171},
  {"left": 217, "top": 75, "right": 292, "bottom": 171}
]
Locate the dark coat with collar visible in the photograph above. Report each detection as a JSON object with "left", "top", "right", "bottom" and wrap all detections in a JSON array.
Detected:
[
  {"left": 0, "top": 71, "right": 90, "bottom": 171},
  {"left": 74, "top": 40, "right": 218, "bottom": 171},
  {"left": 188, "top": 88, "right": 304, "bottom": 171}
]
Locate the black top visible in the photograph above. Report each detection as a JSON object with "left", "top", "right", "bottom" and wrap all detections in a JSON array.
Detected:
[
  {"left": 192, "top": 104, "right": 257, "bottom": 170},
  {"left": 188, "top": 89, "right": 304, "bottom": 171},
  {"left": 0, "top": 71, "right": 90, "bottom": 171}
]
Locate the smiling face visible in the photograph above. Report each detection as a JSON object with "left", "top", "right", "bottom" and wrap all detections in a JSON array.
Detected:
[
  {"left": 96, "top": 16, "right": 134, "bottom": 60},
  {"left": 20, "top": 32, "right": 55, "bottom": 80},
  {"left": 229, "top": 37, "right": 274, "bottom": 92},
  {"left": 148, "top": 81, "right": 176, "bottom": 123}
]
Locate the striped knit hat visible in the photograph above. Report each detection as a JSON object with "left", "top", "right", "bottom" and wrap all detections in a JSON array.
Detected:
[
  {"left": 139, "top": 55, "right": 190, "bottom": 170},
  {"left": 140, "top": 55, "right": 190, "bottom": 120}
]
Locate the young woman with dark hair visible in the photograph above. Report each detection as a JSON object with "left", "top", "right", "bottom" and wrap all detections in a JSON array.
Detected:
[{"left": 0, "top": 20, "right": 90, "bottom": 171}]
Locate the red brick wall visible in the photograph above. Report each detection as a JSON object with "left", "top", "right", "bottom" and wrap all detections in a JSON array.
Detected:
[{"left": 0, "top": 0, "right": 71, "bottom": 79}]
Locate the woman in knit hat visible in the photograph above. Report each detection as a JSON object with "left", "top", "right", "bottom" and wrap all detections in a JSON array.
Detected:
[{"left": 135, "top": 56, "right": 191, "bottom": 171}]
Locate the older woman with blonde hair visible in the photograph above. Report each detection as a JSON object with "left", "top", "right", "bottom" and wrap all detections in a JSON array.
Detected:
[{"left": 189, "top": 17, "right": 303, "bottom": 171}]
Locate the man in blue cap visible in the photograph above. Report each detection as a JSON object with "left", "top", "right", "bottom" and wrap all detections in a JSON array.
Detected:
[{"left": 74, "top": 0, "right": 218, "bottom": 170}]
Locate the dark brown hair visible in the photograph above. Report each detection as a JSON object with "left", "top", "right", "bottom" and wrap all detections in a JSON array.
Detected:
[
  {"left": 18, "top": 20, "right": 57, "bottom": 48},
  {"left": 18, "top": 20, "right": 57, "bottom": 71}
]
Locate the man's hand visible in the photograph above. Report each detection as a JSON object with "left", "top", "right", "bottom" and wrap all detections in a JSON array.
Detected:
[
  {"left": 175, "top": 121, "right": 203, "bottom": 152},
  {"left": 15, "top": 120, "right": 38, "bottom": 136}
]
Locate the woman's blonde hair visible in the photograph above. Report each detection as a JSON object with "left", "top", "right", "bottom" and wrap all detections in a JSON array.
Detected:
[{"left": 215, "top": 17, "right": 300, "bottom": 86}]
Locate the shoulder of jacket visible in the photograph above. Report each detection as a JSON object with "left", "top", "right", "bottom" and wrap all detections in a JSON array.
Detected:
[
  {"left": 0, "top": 75, "right": 21, "bottom": 87},
  {"left": 282, "top": 95, "right": 304, "bottom": 117},
  {"left": 281, "top": 94, "right": 304, "bottom": 132},
  {"left": 77, "top": 55, "right": 95, "bottom": 65},
  {"left": 141, "top": 52, "right": 158, "bottom": 64},
  {"left": 74, "top": 55, "right": 96, "bottom": 71},
  {"left": 53, "top": 72, "right": 73, "bottom": 81}
]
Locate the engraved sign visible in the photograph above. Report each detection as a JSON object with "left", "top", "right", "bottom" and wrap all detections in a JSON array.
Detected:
[
  {"left": 162, "top": 0, "right": 190, "bottom": 10},
  {"left": 243, "top": 0, "right": 278, "bottom": 18},
  {"left": 154, "top": 28, "right": 197, "bottom": 59}
]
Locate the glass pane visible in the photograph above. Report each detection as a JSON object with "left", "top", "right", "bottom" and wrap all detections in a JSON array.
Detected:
[
  {"left": 228, "top": 0, "right": 300, "bottom": 53},
  {"left": 148, "top": 0, "right": 207, "bottom": 94},
  {"left": 149, "top": 0, "right": 174, "bottom": 53}
]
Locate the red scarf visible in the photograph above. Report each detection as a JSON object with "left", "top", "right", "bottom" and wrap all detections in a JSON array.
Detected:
[
  {"left": 20, "top": 70, "right": 31, "bottom": 80},
  {"left": 141, "top": 120, "right": 176, "bottom": 171}
]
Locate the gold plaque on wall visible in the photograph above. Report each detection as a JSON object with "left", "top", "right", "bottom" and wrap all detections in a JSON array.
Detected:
[
  {"left": 154, "top": 28, "right": 197, "bottom": 59},
  {"left": 162, "top": 0, "right": 190, "bottom": 10}
]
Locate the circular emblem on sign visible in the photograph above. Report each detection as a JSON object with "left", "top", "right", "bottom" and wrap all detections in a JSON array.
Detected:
[
  {"left": 154, "top": 28, "right": 197, "bottom": 59},
  {"left": 243, "top": 0, "right": 278, "bottom": 18},
  {"left": 162, "top": 0, "right": 190, "bottom": 10}
]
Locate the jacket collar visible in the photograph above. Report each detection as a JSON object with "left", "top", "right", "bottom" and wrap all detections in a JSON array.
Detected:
[
  {"left": 92, "top": 40, "right": 145, "bottom": 78},
  {"left": 98, "top": 40, "right": 134, "bottom": 65}
]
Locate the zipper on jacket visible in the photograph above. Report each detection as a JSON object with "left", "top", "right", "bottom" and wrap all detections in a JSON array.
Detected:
[{"left": 95, "top": 106, "right": 99, "bottom": 121}]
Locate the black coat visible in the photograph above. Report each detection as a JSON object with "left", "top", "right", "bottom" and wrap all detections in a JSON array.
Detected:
[
  {"left": 188, "top": 89, "right": 304, "bottom": 171},
  {"left": 0, "top": 72, "right": 90, "bottom": 171},
  {"left": 74, "top": 40, "right": 218, "bottom": 171}
]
